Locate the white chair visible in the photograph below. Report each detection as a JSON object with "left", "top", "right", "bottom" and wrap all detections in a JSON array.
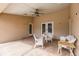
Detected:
[
  {"left": 43, "top": 33, "right": 53, "bottom": 43},
  {"left": 66, "top": 35, "right": 76, "bottom": 56},
  {"left": 58, "top": 36, "right": 67, "bottom": 55},
  {"left": 33, "top": 34, "right": 44, "bottom": 48},
  {"left": 66, "top": 35, "right": 76, "bottom": 43},
  {"left": 60, "top": 36, "right": 66, "bottom": 41}
]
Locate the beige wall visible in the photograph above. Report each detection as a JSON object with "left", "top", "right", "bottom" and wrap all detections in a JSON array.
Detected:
[
  {"left": 0, "top": 13, "right": 32, "bottom": 43},
  {"left": 33, "top": 7, "right": 70, "bottom": 38},
  {"left": 0, "top": 6, "right": 70, "bottom": 43},
  {"left": 70, "top": 4, "right": 79, "bottom": 55}
]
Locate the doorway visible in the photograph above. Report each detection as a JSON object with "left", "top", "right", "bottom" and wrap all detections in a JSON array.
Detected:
[{"left": 41, "top": 22, "right": 54, "bottom": 35}]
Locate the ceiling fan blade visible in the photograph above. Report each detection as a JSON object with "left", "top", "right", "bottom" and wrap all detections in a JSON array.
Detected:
[
  {"left": 38, "top": 12, "right": 45, "bottom": 14},
  {"left": 32, "top": 14, "right": 40, "bottom": 17}
]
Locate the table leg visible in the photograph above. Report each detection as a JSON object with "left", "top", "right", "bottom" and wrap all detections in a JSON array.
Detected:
[
  {"left": 60, "top": 48, "right": 62, "bottom": 55},
  {"left": 70, "top": 48, "right": 74, "bottom": 56},
  {"left": 58, "top": 46, "right": 62, "bottom": 55}
]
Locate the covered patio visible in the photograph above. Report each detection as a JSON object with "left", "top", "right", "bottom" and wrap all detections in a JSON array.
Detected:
[{"left": 0, "top": 3, "right": 79, "bottom": 56}]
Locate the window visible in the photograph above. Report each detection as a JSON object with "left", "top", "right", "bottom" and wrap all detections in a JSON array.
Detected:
[
  {"left": 42, "top": 24, "right": 46, "bottom": 34},
  {"left": 29, "top": 24, "right": 32, "bottom": 34},
  {"left": 48, "top": 23, "right": 52, "bottom": 33}
]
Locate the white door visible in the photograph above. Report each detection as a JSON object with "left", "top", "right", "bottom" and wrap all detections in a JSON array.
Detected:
[{"left": 41, "top": 22, "right": 54, "bottom": 35}]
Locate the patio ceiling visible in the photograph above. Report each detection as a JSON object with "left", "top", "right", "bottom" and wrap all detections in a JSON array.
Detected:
[{"left": 0, "top": 3, "right": 69, "bottom": 16}]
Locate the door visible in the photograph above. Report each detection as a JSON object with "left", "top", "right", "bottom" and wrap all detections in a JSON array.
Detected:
[
  {"left": 41, "top": 22, "right": 54, "bottom": 35},
  {"left": 48, "top": 23, "right": 52, "bottom": 33}
]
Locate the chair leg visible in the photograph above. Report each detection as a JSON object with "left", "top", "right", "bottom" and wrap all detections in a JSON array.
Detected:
[
  {"left": 34, "top": 44, "right": 36, "bottom": 48},
  {"left": 70, "top": 48, "right": 74, "bottom": 56},
  {"left": 58, "top": 46, "right": 62, "bottom": 55},
  {"left": 42, "top": 45, "right": 43, "bottom": 48},
  {"left": 46, "top": 40, "right": 48, "bottom": 43},
  {"left": 41, "top": 44, "right": 43, "bottom": 48},
  {"left": 60, "top": 48, "right": 62, "bottom": 55},
  {"left": 51, "top": 40, "right": 52, "bottom": 44},
  {"left": 58, "top": 47, "right": 60, "bottom": 54}
]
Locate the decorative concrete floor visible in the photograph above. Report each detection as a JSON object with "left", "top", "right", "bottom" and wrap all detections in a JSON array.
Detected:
[{"left": 0, "top": 36, "right": 70, "bottom": 56}]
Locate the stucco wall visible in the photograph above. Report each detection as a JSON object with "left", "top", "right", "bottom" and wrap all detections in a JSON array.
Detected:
[
  {"left": 0, "top": 13, "right": 32, "bottom": 43},
  {"left": 70, "top": 4, "right": 79, "bottom": 55},
  {"left": 0, "top": 6, "right": 70, "bottom": 43},
  {"left": 33, "top": 7, "right": 70, "bottom": 38}
]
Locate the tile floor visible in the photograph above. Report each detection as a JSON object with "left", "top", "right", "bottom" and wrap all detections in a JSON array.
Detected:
[{"left": 0, "top": 36, "right": 70, "bottom": 56}]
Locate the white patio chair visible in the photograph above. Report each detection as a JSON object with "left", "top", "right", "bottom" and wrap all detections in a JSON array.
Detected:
[
  {"left": 66, "top": 35, "right": 76, "bottom": 43},
  {"left": 33, "top": 34, "right": 44, "bottom": 48},
  {"left": 44, "top": 33, "right": 53, "bottom": 43},
  {"left": 60, "top": 36, "right": 66, "bottom": 41},
  {"left": 66, "top": 35, "right": 76, "bottom": 56}
]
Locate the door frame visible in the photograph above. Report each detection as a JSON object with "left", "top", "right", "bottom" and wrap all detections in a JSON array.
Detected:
[{"left": 41, "top": 21, "right": 54, "bottom": 35}]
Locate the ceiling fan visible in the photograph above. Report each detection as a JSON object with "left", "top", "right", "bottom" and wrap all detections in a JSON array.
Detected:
[
  {"left": 31, "top": 9, "right": 44, "bottom": 16},
  {"left": 23, "top": 8, "right": 48, "bottom": 17}
]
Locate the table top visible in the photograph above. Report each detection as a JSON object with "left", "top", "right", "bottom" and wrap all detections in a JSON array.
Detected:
[{"left": 58, "top": 41, "right": 75, "bottom": 48}]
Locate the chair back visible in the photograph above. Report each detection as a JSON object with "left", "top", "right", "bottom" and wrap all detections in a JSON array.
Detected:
[
  {"left": 33, "top": 34, "right": 37, "bottom": 41},
  {"left": 45, "top": 33, "right": 53, "bottom": 41},
  {"left": 60, "top": 36, "right": 66, "bottom": 41},
  {"left": 47, "top": 33, "right": 53, "bottom": 38},
  {"left": 66, "top": 35, "right": 76, "bottom": 43}
]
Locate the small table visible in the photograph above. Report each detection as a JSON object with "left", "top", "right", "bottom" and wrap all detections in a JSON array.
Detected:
[{"left": 58, "top": 41, "right": 75, "bottom": 56}]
